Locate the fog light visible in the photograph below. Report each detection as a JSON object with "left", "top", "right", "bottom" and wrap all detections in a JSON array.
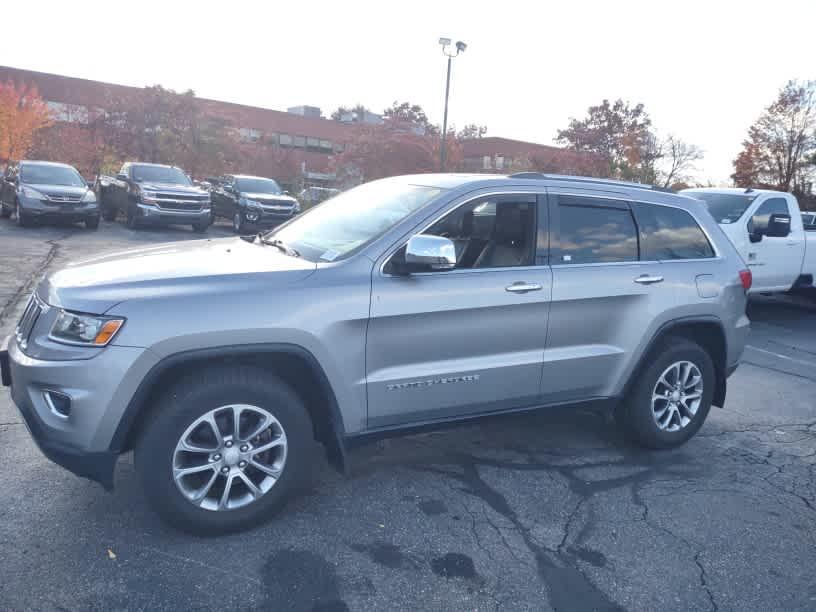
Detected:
[
  {"left": 246, "top": 212, "right": 259, "bottom": 222},
  {"left": 43, "top": 390, "right": 71, "bottom": 418}
]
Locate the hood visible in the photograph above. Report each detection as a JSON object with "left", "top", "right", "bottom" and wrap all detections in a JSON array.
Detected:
[
  {"left": 39, "top": 237, "right": 316, "bottom": 314},
  {"left": 27, "top": 184, "right": 90, "bottom": 199},
  {"left": 138, "top": 181, "right": 208, "bottom": 196},
  {"left": 241, "top": 192, "right": 298, "bottom": 204}
]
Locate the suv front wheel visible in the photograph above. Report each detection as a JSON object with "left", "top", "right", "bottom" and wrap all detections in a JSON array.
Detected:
[
  {"left": 135, "top": 365, "right": 314, "bottom": 534},
  {"left": 617, "top": 337, "right": 715, "bottom": 449}
]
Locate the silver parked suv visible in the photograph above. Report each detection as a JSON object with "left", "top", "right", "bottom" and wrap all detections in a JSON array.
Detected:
[{"left": 0, "top": 173, "right": 751, "bottom": 533}]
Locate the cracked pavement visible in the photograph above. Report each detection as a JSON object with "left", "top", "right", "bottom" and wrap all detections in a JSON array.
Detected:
[{"left": 1, "top": 219, "right": 815, "bottom": 611}]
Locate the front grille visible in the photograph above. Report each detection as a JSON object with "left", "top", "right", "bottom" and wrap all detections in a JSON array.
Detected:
[
  {"left": 153, "top": 193, "right": 207, "bottom": 212},
  {"left": 15, "top": 294, "right": 44, "bottom": 349},
  {"left": 46, "top": 194, "right": 83, "bottom": 203}
]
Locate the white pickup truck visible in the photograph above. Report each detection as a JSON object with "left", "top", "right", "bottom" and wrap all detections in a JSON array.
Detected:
[{"left": 682, "top": 188, "right": 816, "bottom": 294}]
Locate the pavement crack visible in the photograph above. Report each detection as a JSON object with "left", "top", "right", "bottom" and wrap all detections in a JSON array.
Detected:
[
  {"left": 0, "top": 237, "right": 62, "bottom": 328},
  {"left": 695, "top": 552, "right": 719, "bottom": 612}
]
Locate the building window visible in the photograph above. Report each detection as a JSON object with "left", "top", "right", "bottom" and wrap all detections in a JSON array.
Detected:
[
  {"left": 238, "top": 127, "right": 261, "bottom": 142},
  {"left": 46, "top": 101, "right": 89, "bottom": 124},
  {"left": 495, "top": 156, "right": 504, "bottom": 170},
  {"left": 279, "top": 134, "right": 293, "bottom": 147},
  {"left": 293, "top": 135, "right": 306, "bottom": 148},
  {"left": 319, "top": 140, "right": 332, "bottom": 152},
  {"left": 482, "top": 156, "right": 492, "bottom": 170}
]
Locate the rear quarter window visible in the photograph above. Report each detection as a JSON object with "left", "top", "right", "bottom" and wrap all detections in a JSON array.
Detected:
[{"left": 632, "top": 203, "right": 715, "bottom": 260}]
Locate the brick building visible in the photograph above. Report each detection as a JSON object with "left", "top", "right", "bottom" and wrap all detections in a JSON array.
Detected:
[{"left": 0, "top": 65, "right": 595, "bottom": 186}]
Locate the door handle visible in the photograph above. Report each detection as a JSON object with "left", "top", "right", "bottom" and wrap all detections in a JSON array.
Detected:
[
  {"left": 787, "top": 241, "right": 798, "bottom": 246},
  {"left": 505, "top": 282, "right": 543, "bottom": 294},
  {"left": 634, "top": 275, "right": 664, "bottom": 285}
]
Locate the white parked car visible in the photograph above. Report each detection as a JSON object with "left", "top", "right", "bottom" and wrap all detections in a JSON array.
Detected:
[{"left": 683, "top": 188, "right": 816, "bottom": 294}]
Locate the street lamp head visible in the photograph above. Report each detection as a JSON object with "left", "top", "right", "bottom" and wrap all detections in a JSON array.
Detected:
[
  {"left": 455, "top": 41, "right": 467, "bottom": 53},
  {"left": 438, "top": 37, "right": 451, "bottom": 46}
]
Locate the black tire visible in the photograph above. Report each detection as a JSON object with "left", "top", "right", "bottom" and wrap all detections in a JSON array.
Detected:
[
  {"left": 135, "top": 365, "right": 314, "bottom": 535},
  {"left": 15, "top": 202, "right": 32, "bottom": 227},
  {"left": 102, "top": 204, "right": 117, "bottom": 221},
  {"left": 192, "top": 221, "right": 208, "bottom": 233},
  {"left": 126, "top": 205, "right": 140, "bottom": 229},
  {"left": 85, "top": 216, "right": 100, "bottom": 230},
  {"left": 616, "top": 337, "right": 715, "bottom": 449},
  {"left": 232, "top": 211, "right": 246, "bottom": 234},
  {"left": 0, "top": 204, "right": 10, "bottom": 219}
]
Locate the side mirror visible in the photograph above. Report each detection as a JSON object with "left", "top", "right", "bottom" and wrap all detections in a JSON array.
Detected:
[
  {"left": 405, "top": 235, "right": 456, "bottom": 271},
  {"left": 116, "top": 173, "right": 127, "bottom": 181},
  {"left": 765, "top": 213, "right": 791, "bottom": 238}
]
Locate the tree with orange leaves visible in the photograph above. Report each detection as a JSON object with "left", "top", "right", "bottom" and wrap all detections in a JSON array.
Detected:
[{"left": 0, "top": 80, "right": 52, "bottom": 163}]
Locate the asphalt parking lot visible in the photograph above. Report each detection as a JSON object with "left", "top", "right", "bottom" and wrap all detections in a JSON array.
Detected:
[{"left": 1, "top": 218, "right": 815, "bottom": 611}]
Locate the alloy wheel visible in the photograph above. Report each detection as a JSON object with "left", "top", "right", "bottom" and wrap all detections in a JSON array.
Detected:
[
  {"left": 651, "top": 360, "right": 703, "bottom": 432},
  {"left": 172, "top": 404, "right": 287, "bottom": 511}
]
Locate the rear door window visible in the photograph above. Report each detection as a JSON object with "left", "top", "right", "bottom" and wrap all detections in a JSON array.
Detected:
[
  {"left": 632, "top": 203, "right": 715, "bottom": 260},
  {"left": 554, "top": 195, "right": 638, "bottom": 264}
]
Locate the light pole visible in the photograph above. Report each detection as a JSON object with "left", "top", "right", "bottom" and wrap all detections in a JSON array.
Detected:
[{"left": 439, "top": 38, "right": 466, "bottom": 172}]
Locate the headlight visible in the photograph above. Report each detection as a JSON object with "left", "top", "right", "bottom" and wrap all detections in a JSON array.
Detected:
[
  {"left": 49, "top": 310, "right": 125, "bottom": 346},
  {"left": 293, "top": 201, "right": 301, "bottom": 213},
  {"left": 20, "top": 186, "right": 46, "bottom": 200},
  {"left": 81, "top": 189, "right": 97, "bottom": 203},
  {"left": 240, "top": 197, "right": 261, "bottom": 210},
  {"left": 139, "top": 189, "right": 157, "bottom": 204}
]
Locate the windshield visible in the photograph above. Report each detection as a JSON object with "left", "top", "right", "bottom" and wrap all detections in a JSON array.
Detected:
[
  {"left": 685, "top": 191, "right": 757, "bottom": 224},
  {"left": 268, "top": 179, "right": 445, "bottom": 261},
  {"left": 132, "top": 165, "right": 191, "bottom": 185},
  {"left": 236, "top": 177, "right": 281, "bottom": 194},
  {"left": 21, "top": 164, "right": 85, "bottom": 187}
]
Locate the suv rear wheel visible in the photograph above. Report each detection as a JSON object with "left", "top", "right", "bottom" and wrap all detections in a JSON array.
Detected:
[
  {"left": 135, "top": 366, "right": 314, "bottom": 534},
  {"left": 617, "top": 337, "right": 714, "bottom": 449}
]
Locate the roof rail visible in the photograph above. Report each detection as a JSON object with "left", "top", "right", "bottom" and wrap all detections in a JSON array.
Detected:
[{"left": 508, "top": 172, "right": 675, "bottom": 193}]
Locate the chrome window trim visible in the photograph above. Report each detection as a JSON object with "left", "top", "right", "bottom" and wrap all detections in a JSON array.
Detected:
[
  {"left": 550, "top": 189, "right": 723, "bottom": 263},
  {"left": 378, "top": 190, "right": 542, "bottom": 277}
]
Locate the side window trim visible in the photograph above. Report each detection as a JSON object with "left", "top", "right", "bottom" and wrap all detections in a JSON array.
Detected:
[{"left": 380, "top": 191, "right": 541, "bottom": 276}]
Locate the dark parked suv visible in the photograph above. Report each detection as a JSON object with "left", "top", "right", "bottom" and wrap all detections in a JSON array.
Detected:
[
  {"left": 210, "top": 174, "right": 300, "bottom": 233},
  {"left": 99, "top": 162, "right": 210, "bottom": 232},
  {"left": 1, "top": 173, "right": 751, "bottom": 534},
  {"left": 1, "top": 161, "right": 100, "bottom": 229}
]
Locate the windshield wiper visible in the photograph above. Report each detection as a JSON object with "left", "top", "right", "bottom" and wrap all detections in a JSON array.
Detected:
[{"left": 260, "top": 236, "right": 300, "bottom": 257}]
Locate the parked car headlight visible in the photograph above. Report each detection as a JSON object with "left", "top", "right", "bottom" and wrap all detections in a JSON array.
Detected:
[
  {"left": 139, "top": 189, "right": 157, "bottom": 204},
  {"left": 49, "top": 310, "right": 125, "bottom": 346},
  {"left": 19, "top": 185, "right": 47, "bottom": 200},
  {"left": 81, "top": 190, "right": 97, "bottom": 203},
  {"left": 240, "top": 197, "right": 262, "bottom": 210},
  {"left": 293, "top": 201, "right": 301, "bottom": 213}
]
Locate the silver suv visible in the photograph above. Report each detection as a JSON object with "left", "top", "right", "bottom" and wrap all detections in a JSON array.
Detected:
[{"left": 0, "top": 173, "right": 751, "bottom": 534}]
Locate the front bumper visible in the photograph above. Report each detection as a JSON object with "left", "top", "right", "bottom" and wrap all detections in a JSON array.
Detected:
[
  {"left": 20, "top": 196, "right": 99, "bottom": 222},
  {"left": 137, "top": 203, "right": 211, "bottom": 225},
  {"left": 1, "top": 334, "right": 157, "bottom": 488}
]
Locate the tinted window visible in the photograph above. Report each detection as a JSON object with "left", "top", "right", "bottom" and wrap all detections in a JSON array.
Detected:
[
  {"left": 633, "top": 204, "right": 714, "bottom": 260},
  {"left": 20, "top": 164, "right": 85, "bottom": 187},
  {"left": 685, "top": 191, "right": 756, "bottom": 224},
  {"left": 131, "top": 165, "right": 191, "bottom": 185},
  {"left": 422, "top": 196, "right": 536, "bottom": 269},
  {"left": 235, "top": 177, "right": 281, "bottom": 194},
  {"left": 557, "top": 198, "right": 638, "bottom": 264},
  {"left": 748, "top": 198, "right": 789, "bottom": 233}
]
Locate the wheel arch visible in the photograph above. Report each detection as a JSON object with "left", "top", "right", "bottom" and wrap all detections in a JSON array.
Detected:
[
  {"left": 622, "top": 316, "right": 728, "bottom": 408},
  {"left": 111, "top": 343, "right": 347, "bottom": 471}
]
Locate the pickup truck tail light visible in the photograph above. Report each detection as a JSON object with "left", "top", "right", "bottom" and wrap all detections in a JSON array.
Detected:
[{"left": 739, "top": 269, "right": 752, "bottom": 291}]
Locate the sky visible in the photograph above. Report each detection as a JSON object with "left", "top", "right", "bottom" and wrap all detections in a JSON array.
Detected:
[{"left": 3, "top": 0, "right": 815, "bottom": 184}]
